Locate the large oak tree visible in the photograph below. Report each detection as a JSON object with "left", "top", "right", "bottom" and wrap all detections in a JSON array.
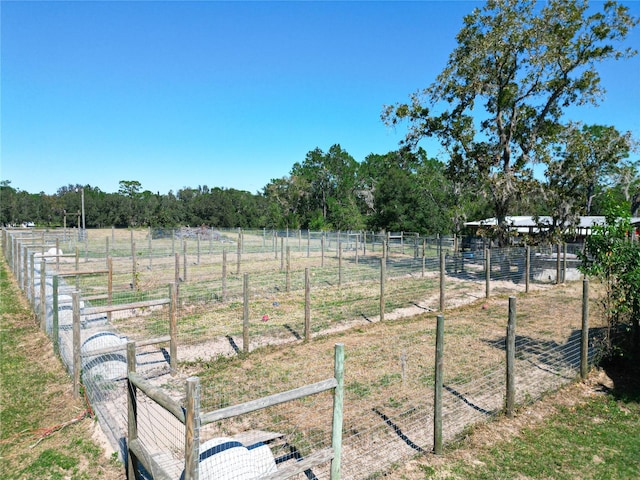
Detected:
[{"left": 383, "top": 0, "right": 638, "bottom": 245}]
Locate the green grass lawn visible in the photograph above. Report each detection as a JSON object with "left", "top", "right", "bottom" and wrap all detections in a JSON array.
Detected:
[
  {"left": 401, "top": 361, "right": 640, "bottom": 480},
  {"left": 0, "top": 259, "right": 122, "bottom": 479}
]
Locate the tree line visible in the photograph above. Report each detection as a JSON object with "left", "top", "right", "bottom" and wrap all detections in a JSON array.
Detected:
[{"left": 1, "top": 135, "right": 636, "bottom": 236}]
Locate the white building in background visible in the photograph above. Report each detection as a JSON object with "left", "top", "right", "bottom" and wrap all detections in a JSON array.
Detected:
[{"left": 464, "top": 216, "right": 640, "bottom": 242}]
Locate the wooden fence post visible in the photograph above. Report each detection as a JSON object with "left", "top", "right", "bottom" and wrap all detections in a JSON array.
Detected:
[
  {"left": 580, "top": 278, "right": 590, "bottom": 380},
  {"left": 222, "top": 249, "right": 228, "bottom": 302},
  {"left": 197, "top": 233, "right": 201, "bottom": 266},
  {"left": 439, "top": 251, "right": 445, "bottom": 312},
  {"left": 525, "top": 246, "right": 530, "bottom": 293},
  {"left": 304, "top": 268, "right": 311, "bottom": 342},
  {"left": 280, "top": 237, "right": 285, "bottom": 271},
  {"left": 170, "top": 283, "right": 178, "bottom": 376},
  {"left": 183, "top": 241, "right": 188, "bottom": 282},
  {"left": 330, "top": 343, "right": 345, "bottom": 480},
  {"left": 126, "top": 341, "right": 139, "bottom": 479},
  {"left": 562, "top": 243, "right": 567, "bottom": 284},
  {"left": 485, "top": 248, "right": 491, "bottom": 299},
  {"left": 184, "top": 377, "right": 201, "bottom": 480},
  {"left": 107, "top": 258, "right": 113, "bottom": 323},
  {"left": 321, "top": 235, "right": 325, "bottom": 267},
  {"left": 30, "top": 252, "right": 35, "bottom": 307},
  {"left": 53, "top": 275, "right": 59, "bottom": 356},
  {"left": 286, "top": 247, "right": 291, "bottom": 293},
  {"left": 506, "top": 296, "right": 517, "bottom": 417},
  {"left": 380, "top": 256, "right": 386, "bottom": 322},
  {"left": 556, "top": 243, "right": 561, "bottom": 285},
  {"left": 72, "top": 291, "right": 81, "bottom": 398},
  {"left": 132, "top": 241, "right": 137, "bottom": 290},
  {"left": 40, "top": 259, "right": 46, "bottom": 331},
  {"left": 434, "top": 314, "right": 444, "bottom": 454},
  {"left": 338, "top": 243, "right": 343, "bottom": 288},
  {"left": 237, "top": 231, "right": 242, "bottom": 275},
  {"left": 243, "top": 273, "right": 249, "bottom": 354}
]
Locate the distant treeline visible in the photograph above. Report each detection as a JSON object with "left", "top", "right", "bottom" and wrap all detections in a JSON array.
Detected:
[{"left": 1, "top": 144, "right": 636, "bottom": 235}]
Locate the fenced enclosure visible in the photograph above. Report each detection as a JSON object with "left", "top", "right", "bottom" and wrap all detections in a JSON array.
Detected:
[{"left": 2, "top": 227, "right": 604, "bottom": 479}]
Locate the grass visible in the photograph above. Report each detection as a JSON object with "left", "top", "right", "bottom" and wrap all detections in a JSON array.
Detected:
[
  {"left": 394, "top": 359, "right": 640, "bottom": 480},
  {"left": 0, "top": 259, "right": 122, "bottom": 479}
]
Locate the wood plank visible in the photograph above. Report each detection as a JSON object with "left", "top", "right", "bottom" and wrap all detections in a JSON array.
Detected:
[
  {"left": 82, "top": 298, "right": 169, "bottom": 315},
  {"left": 201, "top": 378, "right": 337, "bottom": 425},
  {"left": 58, "top": 269, "right": 110, "bottom": 277},
  {"left": 81, "top": 335, "right": 171, "bottom": 358},
  {"left": 232, "top": 430, "right": 284, "bottom": 446},
  {"left": 265, "top": 448, "right": 334, "bottom": 480},
  {"left": 128, "top": 372, "right": 185, "bottom": 424}
]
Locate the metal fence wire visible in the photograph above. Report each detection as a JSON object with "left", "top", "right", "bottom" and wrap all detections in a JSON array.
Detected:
[{"left": 2, "top": 227, "right": 605, "bottom": 480}]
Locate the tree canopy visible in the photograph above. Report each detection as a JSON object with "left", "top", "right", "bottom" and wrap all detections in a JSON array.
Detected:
[{"left": 383, "top": 0, "right": 638, "bottom": 244}]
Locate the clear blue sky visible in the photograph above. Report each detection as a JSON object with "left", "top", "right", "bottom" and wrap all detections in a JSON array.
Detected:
[{"left": 2, "top": 1, "right": 639, "bottom": 196}]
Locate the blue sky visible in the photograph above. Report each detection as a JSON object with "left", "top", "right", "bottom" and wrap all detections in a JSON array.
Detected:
[{"left": 2, "top": 1, "right": 639, "bottom": 196}]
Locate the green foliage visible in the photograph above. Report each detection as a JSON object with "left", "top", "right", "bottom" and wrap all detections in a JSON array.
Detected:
[
  {"left": 383, "top": 0, "right": 639, "bottom": 245},
  {"left": 580, "top": 197, "right": 640, "bottom": 356}
]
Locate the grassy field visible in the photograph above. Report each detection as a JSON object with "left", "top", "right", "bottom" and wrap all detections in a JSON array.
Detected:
[
  {"left": 392, "top": 359, "right": 640, "bottom": 479},
  {"left": 0, "top": 260, "right": 122, "bottom": 479},
  {"left": 3, "top": 233, "right": 640, "bottom": 479}
]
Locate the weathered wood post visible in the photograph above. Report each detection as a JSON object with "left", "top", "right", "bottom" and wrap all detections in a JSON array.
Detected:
[
  {"left": 321, "top": 234, "right": 325, "bottom": 268},
  {"left": 196, "top": 233, "right": 201, "bottom": 266},
  {"left": 243, "top": 273, "right": 249, "bottom": 354},
  {"left": 422, "top": 240, "right": 426, "bottom": 278},
  {"left": 148, "top": 228, "right": 153, "bottom": 270},
  {"left": 355, "top": 234, "right": 359, "bottom": 265},
  {"left": 53, "top": 275, "right": 59, "bottom": 355},
  {"left": 72, "top": 291, "right": 81, "bottom": 398},
  {"left": 126, "top": 341, "right": 139, "bottom": 479},
  {"left": 170, "top": 282, "right": 178, "bottom": 376},
  {"left": 304, "top": 268, "right": 311, "bottom": 342},
  {"left": 380, "top": 256, "right": 386, "bottom": 321},
  {"left": 580, "top": 278, "right": 590, "bottom": 380},
  {"left": 434, "top": 314, "right": 444, "bottom": 454},
  {"left": 183, "top": 240, "right": 188, "bottom": 282},
  {"left": 107, "top": 257, "right": 113, "bottom": 323},
  {"left": 556, "top": 243, "right": 561, "bottom": 285},
  {"left": 75, "top": 246, "right": 80, "bottom": 290},
  {"left": 30, "top": 252, "right": 35, "bottom": 307},
  {"left": 237, "top": 230, "right": 242, "bottom": 275},
  {"left": 175, "top": 252, "right": 180, "bottom": 285},
  {"left": 330, "top": 343, "right": 345, "bottom": 480},
  {"left": 338, "top": 242, "right": 343, "bottom": 288},
  {"left": 22, "top": 245, "right": 28, "bottom": 292},
  {"left": 131, "top": 241, "right": 137, "bottom": 290},
  {"left": 485, "top": 248, "right": 491, "bottom": 299},
  {"left": 280, "top": 236, "right": 285, "bottom": 271},
  {"left": 184, "top": 377, "right": 201, "bottom": 480},
  {"left": 562, "top": 243, "right": 567, "bottom": 284},
  {"left": 525, "top": 246, "right": 530, "bottom": 293},
  {"left": 40, "top": 259, "right": 47, "bottom": 331},
  {"left": 285, "top": 247, "right": 291, "bottom": 293},
  {"left": 439, "top": 250, "right": 445, "bottom": 312},
  {"left": 506, "top": 296, "right": 517, "bottom": 417},
  {"left": 222, "top": 249, "right": 228, "bottom": 302},
  {"left": 56, "top": 238, "right": 60, "bottom": 271}
]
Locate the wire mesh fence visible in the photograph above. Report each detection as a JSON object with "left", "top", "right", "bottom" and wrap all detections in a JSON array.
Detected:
[{"left": 2, "top": 226, "right": 602, "bottom": 480}]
